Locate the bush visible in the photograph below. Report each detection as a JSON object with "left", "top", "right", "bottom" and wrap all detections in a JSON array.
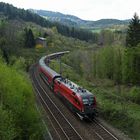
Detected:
[
  {"left": 0, "top": 106, "right": 17, "bottom": 140},
  {"left": 128, "top": 86, "right": 140, "bottom": 103},
  {"left": 0, "top": 59, "right": 43, "bottom": 139}
]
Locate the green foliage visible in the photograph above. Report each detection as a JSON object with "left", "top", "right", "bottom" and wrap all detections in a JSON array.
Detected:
[
  {"left": 98, "top": 30, "right": 114, "bottom": 45},
  {"left": 0, "top": 2, "right": 98, "bottom": 42},
  {"left": 126, "top": 13, "right": 140, "bottom": 47},
  {"left": 24, "top": 28, "right": 35, "bottom": 48},
  {"left": 94, "top": 86, "right": 140, "bottom": 140},
  {"left": 64, "top": 45, "right": 140, "bottom": 85},
  {"left": 34, "top": 9, "right": 129, "bottom": 29},
  {"left": 64, "top": 46, "right": 123, "bottom": 83},
  {"left": 45, "top": 29, "right": 95, "bottom": 52},
  {"left": 0, "top": 2, "right": 52, "bottom": 27},
  {"left": 0, "top": 19, "right": 24, "bottom": 61},
  {"left": 63, "top": 51, "right": 83, "bottom": 75},
  {"left": 0, "top": 60, "right": 43, "bottom": 139},
  {"left": 122, "top": 47, "right": 140, "bottom": 84},
  {"left": 11, "top": 57, "right": 26, "bottom": 71},
  {"left": 128, "top": 86, "right": 140, "bottom": 103},
  {"left": 0, "top": 106, "right": 17, "bottom": 140}
]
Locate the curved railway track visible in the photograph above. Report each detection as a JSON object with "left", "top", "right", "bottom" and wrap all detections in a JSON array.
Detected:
[
  {"left": 30, "top": 62, "right": 120, "bottom": 140},
  {"left": 31, "top": 65, "right": 83, "bottom": 140}
]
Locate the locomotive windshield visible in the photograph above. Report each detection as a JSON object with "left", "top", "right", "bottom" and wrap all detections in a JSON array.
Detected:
[
  {"left": 82, "top": 97, "right": 94, "bottom": 105},
  {"left": 89, "top": 98, "right": 94, "bottom": 105},
  {"left": 83, "top": 99, "right": 89, "bottom": 105}
]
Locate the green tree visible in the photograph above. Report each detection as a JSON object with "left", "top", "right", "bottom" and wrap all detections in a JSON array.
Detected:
[
  {"left": 24, "top": 28, "right": 35, "bottom": 48},
  {"left": 124, "top": 13, "right": 140, "bottom": 84},
  {"left": 0, "top": 59, "right": 43, "bottom": 139},
  {"left": 126, "top": 13, "right": 140, "bottom": 47},
  {"left": 0, "top": 106, "right": 17, "bottom": 140}
]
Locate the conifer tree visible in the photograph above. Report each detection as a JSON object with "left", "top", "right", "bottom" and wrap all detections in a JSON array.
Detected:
[
  {"left": 24, "top": 28, "right": 35, "bottom": 48},
  {"left": 126, "top": 13, "right": 140, "bottom": 47}
]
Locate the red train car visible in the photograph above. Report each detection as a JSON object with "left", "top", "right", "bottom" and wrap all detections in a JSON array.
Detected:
[{"left": 39, "top": 53, "right": 97, "bottom": 119}]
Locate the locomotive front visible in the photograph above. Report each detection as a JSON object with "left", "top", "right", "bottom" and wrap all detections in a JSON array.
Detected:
[
  {"left": 81, "top": 94, "right": 96, "bottom": 119},
  {"left": 73, "top": 86, "right": 97, "bottom": 119}
]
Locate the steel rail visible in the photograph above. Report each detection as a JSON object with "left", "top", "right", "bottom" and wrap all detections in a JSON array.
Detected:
[
  {"left": 30, "top": 67, "right": 63, "bottom": 140},
  {"left": 32, "top": 68, "right": 83, "bottom": 140},
  {"left": 92, "top": 119, "right": 119, "bottom": 140}
]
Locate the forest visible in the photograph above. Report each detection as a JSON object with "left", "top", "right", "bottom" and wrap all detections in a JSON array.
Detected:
[
  {"left": 0, "top": 2, "right": 98, "bottom": 42},
  {"left": 0, "top": 2, "right": 140, "bottom": 140}
]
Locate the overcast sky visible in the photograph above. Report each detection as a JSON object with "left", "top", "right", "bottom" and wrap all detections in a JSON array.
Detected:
[{"left": 1, "top": 0, "right": 140, "bottom": 20}]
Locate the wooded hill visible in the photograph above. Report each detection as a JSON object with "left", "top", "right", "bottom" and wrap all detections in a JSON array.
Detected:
[
  {"left": 0, "top": 2, "right": 96, "bottom": 42},
  {"left": 30, "top": 9, "right": 130, "bottom": 28}
]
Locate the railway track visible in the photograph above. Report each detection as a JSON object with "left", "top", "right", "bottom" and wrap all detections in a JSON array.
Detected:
[
  {"left": 91, "top": 119, "right": 119, "bottom": 140},
  {"left": 30, "top": 64, "right": 120, "bottom": 140},
  {"left": 31, "top": 66, "right": 83, "bottom": 140}
]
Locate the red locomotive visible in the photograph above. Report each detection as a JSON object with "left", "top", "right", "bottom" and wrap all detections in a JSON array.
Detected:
[{"left": 39, "top": 52, "right": 97, "bottom": 119}]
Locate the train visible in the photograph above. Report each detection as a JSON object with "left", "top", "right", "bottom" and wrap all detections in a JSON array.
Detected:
[{"left": 38, "top": 52, "right": 97, "bottom": 120}]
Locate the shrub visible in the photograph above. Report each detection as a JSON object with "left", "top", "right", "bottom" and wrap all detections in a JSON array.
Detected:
[
  {"left": 0, "top": 106, "right": 17, "bottom": 140},
  {"left": 0, "top": 59, "right": 43, "bottom": 139},
  {"left": 128, "top": 86, "right": 140, "bottom": 103}
]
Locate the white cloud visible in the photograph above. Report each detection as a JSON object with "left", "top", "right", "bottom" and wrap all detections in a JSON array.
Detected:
[{"left": 0, "top": 0, "right": 140, "bottom": 20}]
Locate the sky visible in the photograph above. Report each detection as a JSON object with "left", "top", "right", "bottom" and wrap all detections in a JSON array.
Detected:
[{"left": 0, "top": 0, "right": 140, "bottom": 20}]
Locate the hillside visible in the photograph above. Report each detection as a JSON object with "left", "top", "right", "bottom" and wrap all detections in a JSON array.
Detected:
[
  {"left": 0, "top": 54, "right": 43, "bottom": 139},
  {"left": 0, "top": 2, "right": 95, "bottom": 42},
  {"left": 30, "top": 9, "right": 130, "bottom": 29},
  {"left": 29, "top": 9, "right": 85, "bottom": 27}
]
